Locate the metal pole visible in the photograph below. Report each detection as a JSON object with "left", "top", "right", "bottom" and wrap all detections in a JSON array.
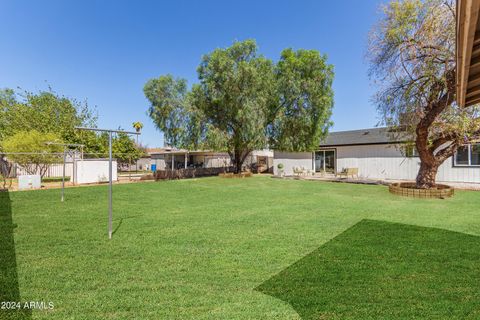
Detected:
[
  {"left": 108, "top": 131, "right": 113, "bottom": 240},
  {"left": 129, "top": 156, "right": 132, "bottom": 181},
  {"left": 74, "top": 127, "right": 139, "bottom": 240},
  {"left": 62, "top": 147, "right": 66, "bottom": 202},
  {"left": 72, "top": 150, "right": 76, "bottom": 185}
]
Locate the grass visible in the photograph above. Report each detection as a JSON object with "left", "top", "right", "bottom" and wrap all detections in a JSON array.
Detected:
[
  {"left": 257, "top": 219, "right": 480, "bottom": 319},
  {"left": 1, "top": 176, "right": 480, "bottom": 319}
]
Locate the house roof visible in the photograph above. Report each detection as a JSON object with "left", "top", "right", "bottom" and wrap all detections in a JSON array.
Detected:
[
  {"left": 146, "top": 147, "right": 174, "bottom": 154},
  {"left": 319, "top": 127, "right": 409, "bottom": 147}
]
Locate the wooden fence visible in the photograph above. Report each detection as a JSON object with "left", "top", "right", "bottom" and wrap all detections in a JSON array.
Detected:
[{"left": 154, "top": 167, "right": 234, "bottom": 180}]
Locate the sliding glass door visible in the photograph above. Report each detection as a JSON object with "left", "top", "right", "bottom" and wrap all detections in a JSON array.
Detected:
[{"left": 315, "top": 150, "right": 336, "bottom": 173}]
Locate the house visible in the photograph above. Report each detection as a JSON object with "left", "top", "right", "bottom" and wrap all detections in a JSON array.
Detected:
[
  {"left": 149, "top": 148, "right": 232, "bottom": 171},
  {"left": 273, "top": 127, "right": 480, "bottom": 184},
  {"left": 147, "top": 148, "right": 274, "bottom": 173}
]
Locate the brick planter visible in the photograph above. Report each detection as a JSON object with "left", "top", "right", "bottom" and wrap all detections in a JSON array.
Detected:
[
  {"left": 389, "top": 182, "right": 454, "bottom": 199},
  {"left": 218, "top": 172, "right": 253, "bottom": 178}
]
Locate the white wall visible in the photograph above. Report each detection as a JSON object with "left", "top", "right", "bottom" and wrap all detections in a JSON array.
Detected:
[
  {"left": 273, "top": 151, "right": 313, "bottom": 175},
  {"left": 76, "top": 159, "right": 118, "bottom": 184},
  {"left": 152, "top": 158, "right": 166, "bottom": 170},
  {"left": 14, "top": 163, "right": 74, "bottom": 179},
  {"left": 273, "top": 144, "right": 480, "bottom": 183},
  {"left": 335, "top": 144, "right": 480, "bottom": 183},
  {"left": 203, "top": 155, "right": 231, "bottom": 168},
  {"left": 251, "top": 149, "right": 274, "bottom": 157}
]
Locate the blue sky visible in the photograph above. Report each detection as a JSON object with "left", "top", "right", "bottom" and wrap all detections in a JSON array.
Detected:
[{"left": 0, "top": 0, "right": 384, "bottom": 147}]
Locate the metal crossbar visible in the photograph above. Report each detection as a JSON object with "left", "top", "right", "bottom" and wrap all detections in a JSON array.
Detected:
[{"left": 75, "top": 127, "right": 140, "bottom": 240}]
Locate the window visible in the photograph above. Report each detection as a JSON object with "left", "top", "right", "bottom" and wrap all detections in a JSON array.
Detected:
[
  {"left": 403, "top": 145, "right": 418, "bottom": 157},
  {"left": 472, "top": 144, "right": 480, "bottom": 166},
  {"left": 454, "top": 144, "right": 480, "bottom": 166}
]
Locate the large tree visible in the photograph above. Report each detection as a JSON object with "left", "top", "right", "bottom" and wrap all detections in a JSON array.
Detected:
[
  {"left": 145, "top": 40, "right": 334, "bottom": 172},
  {"left": 269, "top": 48, "right": 334, "bottom": 151},
  {"left": 368, "top": 0, "right": 480, "bottom": 188},
  {"left": 0, "top": 88, "right": 101, "bottom": 154}
]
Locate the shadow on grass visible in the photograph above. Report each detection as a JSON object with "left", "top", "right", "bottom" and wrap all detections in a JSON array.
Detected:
[
  {"left": 112, "top": 214, "right": 144, "bottom": 236},
  {"left": 256, "top": 220, "right": 480, "bottom": 319},
  {"left": 0, "top": 191, "right": 31, "bottom": 320}
]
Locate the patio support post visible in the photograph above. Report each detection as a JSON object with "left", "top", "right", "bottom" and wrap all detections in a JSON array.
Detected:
[
  {"left": 184, "top": 153, "right": 187, "bottom": 169},
  {"left": 323, "top": 151, "right": 326, "bottom": 172},
  {"left": 171, "top": 154, "right": 174, "bottom": 170},
  {"left": 312, "top": 152, "right": 315, "bottom": 173}
]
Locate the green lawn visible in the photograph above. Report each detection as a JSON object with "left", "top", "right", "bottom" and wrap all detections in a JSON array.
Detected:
[{"left": 1, "top": 176, "right": 480, "bottom": 319}]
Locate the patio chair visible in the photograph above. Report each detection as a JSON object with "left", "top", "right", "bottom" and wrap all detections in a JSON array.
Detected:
[
  {"left": 336, "top": 167, "right": 359, "bottom": 179},
  {"left": 293, "top": 166, "right": 304, "bottom": 176},
  {"left": 301, "top": 166, "right": 313, "bottom": 176}
]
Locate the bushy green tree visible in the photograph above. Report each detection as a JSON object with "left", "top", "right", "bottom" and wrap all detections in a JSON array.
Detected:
[
  {"left": 0, "top": 88, "right": 101, "bottom": 154},
  {"left": 144, "top": 40, "right": 335, "bottom": 172},
  {"left": 112, "top": 132, "right": 144, "bottom": 166},
  {"left": 144, "top": 75, "right": 191, "bottom": 148},
  {"left": 269, "top": 48, "right": 334, "bottom": 151},
  {"left": 2, "top": 131, "right": 63, "bottom": 177}
]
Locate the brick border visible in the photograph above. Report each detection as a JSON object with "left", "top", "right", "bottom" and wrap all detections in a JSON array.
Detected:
[{"left": 389, "top": 182, "right": 454, "bottom": 199}]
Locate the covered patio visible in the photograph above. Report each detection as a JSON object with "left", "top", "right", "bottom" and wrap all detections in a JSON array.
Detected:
[{"left": 150, "top": 149, "right": 232, "bottom": 171}]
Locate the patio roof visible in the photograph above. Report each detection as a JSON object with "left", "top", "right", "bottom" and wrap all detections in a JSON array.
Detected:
[
  {"left": 456, "top": 0, "right": 480, "bottom": 107},
  {"left": 149, "top": 149, "right": 228, "bottom": 156}
]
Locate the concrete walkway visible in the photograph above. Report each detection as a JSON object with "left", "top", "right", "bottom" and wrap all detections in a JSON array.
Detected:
[{"left": 277, "top": 174, "right": 480, "bottom": 191}]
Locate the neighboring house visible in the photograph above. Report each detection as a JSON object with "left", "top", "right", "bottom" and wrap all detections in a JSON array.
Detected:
[
  {"left": 150, "top": 149, "right": 232, "bottom": 171},
  {"left": 273, "top": 127, "right": 480, "bottom": 184},
  {"left": 146, "top": 147, "right": 274, "bottom": 173}
]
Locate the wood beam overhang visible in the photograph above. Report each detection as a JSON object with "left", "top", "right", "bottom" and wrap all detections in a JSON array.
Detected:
[{"left": 457, "top": 0, "right": 480, "bottom": 107}]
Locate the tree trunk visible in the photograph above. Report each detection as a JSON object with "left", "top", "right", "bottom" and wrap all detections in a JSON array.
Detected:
[
  {"left": 416, "top": 161, "right": 439, "bottom": 189},
  {"left": 235, "top": 160, "right": 242, "bottom": 173},
  {"left": 233, "top": 149, "right": 242, "bottom": 173},
  {"left": 232, "top": 148, "right": 249, "bottom": 173}
]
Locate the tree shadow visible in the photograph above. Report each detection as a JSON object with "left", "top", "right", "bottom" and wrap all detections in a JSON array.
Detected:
[
  {"left": 0, "top": 191, "right": 32, "bottom": 320},
  {"left": 256, "top": 220, "right": 480, "bottom": 319}
]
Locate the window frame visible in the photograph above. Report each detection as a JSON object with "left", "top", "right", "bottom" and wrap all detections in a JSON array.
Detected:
[{"left": 453, "top": 143, "right": 480, "bottom": 167}]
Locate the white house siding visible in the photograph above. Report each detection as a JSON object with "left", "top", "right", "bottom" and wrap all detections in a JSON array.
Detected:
[
  {"left": 273, "top": 144, "right": 480, "bottom": 184},
  {"left": 335, "top": 144, "right": 417, "bottom": 180},
  {"left": 273, "top": 151, "right": 313, "bottom": 176},
  {"left": 335, "top": 144, "right": 480, "bottom": 183}
]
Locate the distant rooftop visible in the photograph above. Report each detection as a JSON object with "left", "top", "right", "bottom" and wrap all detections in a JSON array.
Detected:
[{"left": 320, "top": 127, "right": 409, "bottom": 147}]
